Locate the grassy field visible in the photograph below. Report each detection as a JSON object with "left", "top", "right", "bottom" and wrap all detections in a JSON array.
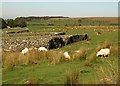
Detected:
[{"left": 2, "top": 18, "right": 119, "bottom": 84}]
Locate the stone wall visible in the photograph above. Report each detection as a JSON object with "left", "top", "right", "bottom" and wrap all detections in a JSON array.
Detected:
[{"left": 2, "top": 33, "right": 88, "bottom": 51}]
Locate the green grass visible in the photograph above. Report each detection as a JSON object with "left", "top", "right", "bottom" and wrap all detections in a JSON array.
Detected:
[
  {"left": 3, "top": 55, "right": 117, "bottom": 84},
  {"left": 27, "top": 19, "right": 114, "bottom": 26},
  {"left": 2, "top": 60, "right": 97, "bottom": 84},
  {"left": 27, "top": 19, "right": 80, "bottom": 26},
  {"left": 2, "top": 24, "right": 118, "bottom": 84}
]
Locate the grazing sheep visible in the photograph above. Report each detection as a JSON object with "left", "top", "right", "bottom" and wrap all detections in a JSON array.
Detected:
[
  {"left": 54, "top": 32, "right": 58, "bottom": 35},
  {"left": 64, "top": 52, "right": 71, "bottom": 60},
  {"left": 21, "top": 48, "right": 29, "bottom": 55},
  {"left": 38, "top": 47, "right": 47, "bottom": 52},
  {"left": 96, "top": 48, "right": 110, "bottom": 57}
]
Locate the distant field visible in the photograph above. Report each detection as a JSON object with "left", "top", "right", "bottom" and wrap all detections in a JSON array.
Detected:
[
  {"left": 25, "top": 17, "right": 118, "bottom": 26},
  {"left": 2, "top": 18, "right": 119, "bottom": 84}
]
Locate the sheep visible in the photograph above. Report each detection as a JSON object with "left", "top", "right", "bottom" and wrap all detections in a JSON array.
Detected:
[
  {"left": 21, "top": 48, "right": 29, "bottom": 55},
  {"left": 96, "top": 48, "right": 110, "bottom": 58},
  {"left": 38, "top": 47, "right": 47, "bottom": 52},
  {"left": 54, "top": 32, "right": 58, "bottom": 35},
  {"left": 64, "top": 52, "right": 71, "bottom": 60}
]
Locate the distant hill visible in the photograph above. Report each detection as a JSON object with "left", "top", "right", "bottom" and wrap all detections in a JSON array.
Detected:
[
  {"left": 16, "top": 16, "right": 69, "bottom": 21},
  {"left": 15, "top": 16, "right": 118, "bottom": 26}
]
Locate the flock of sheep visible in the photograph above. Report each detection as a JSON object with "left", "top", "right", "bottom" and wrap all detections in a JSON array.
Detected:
[
  {"left": 21, "top": 46, "right": 111, "bottom": 60},
  {"left": 2, "top": 29, "right": 112, "bottom": 63},
  {"left": 21, "top": 47, "right": 72, "bottom": 60}
]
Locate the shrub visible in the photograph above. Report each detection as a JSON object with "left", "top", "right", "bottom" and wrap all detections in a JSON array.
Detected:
[{"left": 1, "top": 18, "right": 7, "bottom": 29}]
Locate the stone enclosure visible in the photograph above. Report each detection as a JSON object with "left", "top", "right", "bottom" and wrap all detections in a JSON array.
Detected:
[{"left": 2, "top": 29, "right": 88, "bottom": 51}]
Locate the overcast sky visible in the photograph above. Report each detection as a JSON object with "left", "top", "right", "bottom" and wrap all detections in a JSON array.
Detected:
[{"left": 1, "top": 1, "right": 118, "bottom": 19}]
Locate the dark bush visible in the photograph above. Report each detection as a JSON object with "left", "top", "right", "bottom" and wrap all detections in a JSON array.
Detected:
[{"left": 0, "top": 18, "right": 7, "bottom": 29}]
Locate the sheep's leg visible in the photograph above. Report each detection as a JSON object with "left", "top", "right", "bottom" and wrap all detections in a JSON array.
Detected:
[
  {"left": 106, "top": 55, "right": 108, "bottom": 57},
  {"left": 98, "top": 55, "right": 102, "bottom": 57}
]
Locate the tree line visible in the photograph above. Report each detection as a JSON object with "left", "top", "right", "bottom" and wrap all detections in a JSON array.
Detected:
[{"left": 0, "top": 18, "right": 27, "bottom": 29}]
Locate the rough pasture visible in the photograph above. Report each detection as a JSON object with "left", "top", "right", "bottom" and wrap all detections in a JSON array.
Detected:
[{"left": 2, "top": 24, "right": 118, "bottom": 84}]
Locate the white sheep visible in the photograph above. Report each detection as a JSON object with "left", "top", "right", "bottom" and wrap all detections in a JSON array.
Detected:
[
  {"left": 64, "top": 52, "right": 71, "bottom": 60},
  {"left": 38, "top": 47, "right": 47, "bottom": 52},
  {"left": 54, "top": 32, "right": 58, "bottom": 35},
  {"left": 21, "top": 48, "right": 29, "bottom": 55},
  {"left": 96, "top": 48, "right": 110, "bottom": 58}
]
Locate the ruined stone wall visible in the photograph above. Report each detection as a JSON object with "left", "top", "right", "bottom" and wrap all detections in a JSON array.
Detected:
[{"left": 2, "top": 32, "right": 88, "bottom": 51}]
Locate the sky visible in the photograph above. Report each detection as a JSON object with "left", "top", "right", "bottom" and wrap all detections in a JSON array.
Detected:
[
  {"left": 1, "top": 1, "right": 118, "bottom": 19},
  {"left": 1, "top": 0, "right": 120, "bottom": 2}
]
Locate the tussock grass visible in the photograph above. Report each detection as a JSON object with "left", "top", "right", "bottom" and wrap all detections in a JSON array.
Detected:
[
  {"left": 84, "top": 41, "right": 115, "bottom": 66},
  {"left": 84, "top": 52, "right": 96, "bottom": 66},
  {"left": 3, "top": 52, "right": 20, "bottom": 69},
  {"left": 72, "top": 48, "right": 87, "bottom": 61},
  {"left": 2, "top": 49, "right": 66, "bottom": 68},
  {"left": 64, "top": 68, "right": 80, "bottom": 85},
  {"left": 46, "top": 50, "right": 65, "bottom": 64},
  {"left": 27, "top": 49, "right": 41, "bottom": 64},
  {"left": 38, "top": 51, "right": 47, "bottom": 59},
  {"left": 96, "top": 41, "right": 118, "bottom": 56},
  {"left": 95, "top": 59, "right": 118, "bottom": 84},
  {"left": 19, "top": 53, "right": 29, "bottom": 65},
  {"left": 96, "top": 41, "right": 112, "bottom": 52},
  {"left": 110, "top": 45, "right": 118, "bottom": 56},
  {"left": 0, "top": 48, "right": 2, "bottom": 66},
  {"left": 2, "top": 50, "right": 41, "bottom": 68}
]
